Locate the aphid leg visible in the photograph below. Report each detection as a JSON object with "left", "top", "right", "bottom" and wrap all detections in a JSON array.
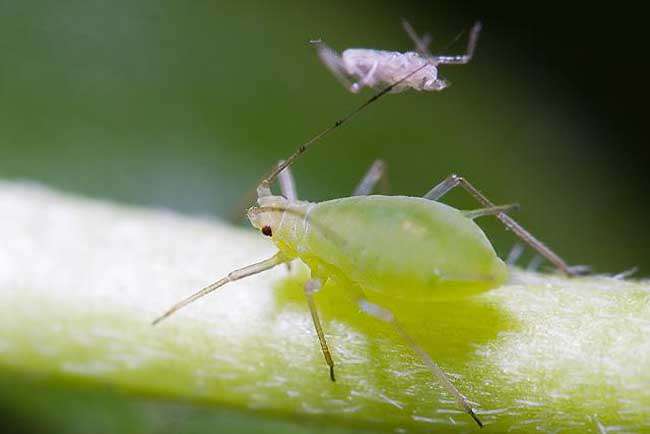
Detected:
[
  {"left": 424, "top": 174, "right": 577, "bottom": 276},
  {"left": 314, "top": 41, "right": 356, "bottom": 91},
  {"left": 591, "top": 414, "right": 608, "bottom": 434},
  {"left": 226, "top": 160, "right": 297, "bottom": 224},
  {"left": 152, "top": 252, "right": 287, "bottom": 325},
  {"left": 432, "top": 21, "right": 482, "bottom": 65},
  {"left": 463, "top": 203, "right": 519, "bottom": 219},
  {"left": 612, "top": 267, "right": 638, "bottom": 280},
  {"left": 353, "top": 288, "right": 483, "bottom": 427},
  {"left": 277, "top": 160, "right": 298, "bottom": 202},
  {"left": 401, "top": 19, "right": 433, "bottom": 57},
  {"left": 304, "top": 278, "right": 336, "bottom": 382},
  {"left": 526, "top": 255, "right": 544, "bottom": 272},
  {"left": 506, "top": 243, "right": 525, "bottom": 266},
  {"left": 421, "top": 34, "right": 433, "bottom": 50},
  {"left": 350, "top": 61, "right": 379, "bottom": 93},
  {"left": 352, "top": 159, "right": 388, "bottom": 196}
]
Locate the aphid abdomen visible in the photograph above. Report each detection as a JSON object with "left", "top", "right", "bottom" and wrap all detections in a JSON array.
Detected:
[
  {"left": 300, "top": 195, "right": 507, "bottom": 300},
  {"left": 341, "top": 49, "right": 438, "bottom": 92},
  {"left": 340, "top": 49, "right": 387, "bottom": 76}
]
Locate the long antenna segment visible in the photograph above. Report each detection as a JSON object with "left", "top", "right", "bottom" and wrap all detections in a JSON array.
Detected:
[
  {"left": 257, "top": 61, "right": 431, "bottom": 196},
  {"left": 258, "top": 21, "right": 482, "bottom": 197}
]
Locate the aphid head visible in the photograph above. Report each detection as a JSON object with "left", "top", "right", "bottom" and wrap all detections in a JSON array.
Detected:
[
  {"left": 423, "top": 77, "right": 449, "bottom": 91},
  {"left": 246, "top": 195, "right": 290, "bottom": 238}
]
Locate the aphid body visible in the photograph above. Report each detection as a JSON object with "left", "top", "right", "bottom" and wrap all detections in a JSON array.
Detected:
[
  {"left": 316, "top": 21, "right": 482, "bottom": 93},
  {"left": 333, "top": 48, "right": 447, "bottom": 92},
  {"left": 250, "top": 194, "right": 507, "bottom": 300}
]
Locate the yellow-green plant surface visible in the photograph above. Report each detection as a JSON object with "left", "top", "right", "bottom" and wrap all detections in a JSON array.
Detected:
[{"left": 0, "top": 182, "right": 648, "bottom": 433}]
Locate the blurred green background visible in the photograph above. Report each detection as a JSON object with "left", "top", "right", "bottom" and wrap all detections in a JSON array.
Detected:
[
  {"left": 1, "top": 0, "right": 648, "bottom": 274},
  {"left": 1, "top": 1, "right": 649, "bottom": 431}
]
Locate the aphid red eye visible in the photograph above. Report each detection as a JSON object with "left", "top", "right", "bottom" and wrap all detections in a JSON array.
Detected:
[{"left": 261, "top": 225, "right": 273, "bottom": 237}]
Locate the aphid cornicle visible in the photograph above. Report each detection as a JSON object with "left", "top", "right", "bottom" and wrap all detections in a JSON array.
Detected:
[{"left": 153, "top": 21, "right": 581, "bottom": 428}]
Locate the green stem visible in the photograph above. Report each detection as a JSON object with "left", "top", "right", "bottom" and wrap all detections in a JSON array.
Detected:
[{"left": 0, "top": 181, "right": 648, "bottom": 433}]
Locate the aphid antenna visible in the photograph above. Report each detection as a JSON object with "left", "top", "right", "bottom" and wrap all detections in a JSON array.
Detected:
[{"left": 256, "top": 61, "right": 431, "bottom": 198}]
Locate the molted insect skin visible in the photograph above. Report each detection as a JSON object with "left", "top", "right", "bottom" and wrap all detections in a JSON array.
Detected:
[
  {"left": 341, "top": 49, "right": 441, "bottom": 92},
  {"left": 294, "top": 195, "right": 508, "bottom": 300}
]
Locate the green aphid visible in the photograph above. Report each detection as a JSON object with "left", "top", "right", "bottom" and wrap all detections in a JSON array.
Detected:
[{"left": 153, "top": 37, "right": 580, "bottom": 427}]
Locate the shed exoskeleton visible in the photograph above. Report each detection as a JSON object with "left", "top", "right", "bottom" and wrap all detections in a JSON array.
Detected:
[
  {"left": 153, "top": 24, "right": 581, "bottom": 427},
  {"left": 315, "top": 20, "right": 482, "bottom": 93}
]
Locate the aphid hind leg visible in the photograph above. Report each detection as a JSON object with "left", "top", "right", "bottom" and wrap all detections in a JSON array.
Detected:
[
  {"left": 352, "top": 159, "right": 389, "bottom": 196},
  {"left": 424, "top": 174, "right": 578, "bottom": 276},
  {"left": 432, "top": 22, "right": 482, "bottom": 65},
  {"left": 152, "top": 252, "right": 287, "bottom": 325},
  {"left": 304, "top": 278, "right": 336, "bottom": 382},
  {"left": 352, "top": 287, "right": 483, "bottom": 427}
]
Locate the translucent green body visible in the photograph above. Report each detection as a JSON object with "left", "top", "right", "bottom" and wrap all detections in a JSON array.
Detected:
[{"left": 284, "top": 195, "right": 508, "bottom": 300}]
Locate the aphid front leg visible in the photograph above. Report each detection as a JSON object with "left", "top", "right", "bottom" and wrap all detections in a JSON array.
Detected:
[
  {"left": 277, "top": 160, "right": 296, "bottom": 275},
  {"left": 424, "top": 174, "right": 578, "bottom": 276},
  {"left": 277, "top": 160, "right": 298, "bottom": 202},
  {"left": 304, "top": 278, "right": 336, "bottom": 382},
  {"left": 314, "top": 42, "right": 356, "bottom": 91},
  {"left": 352, "top": 159, "right": 389, "bottom": 196},
  {"left": 352, "top": 286, "right": 483, "bottom": 427},
  {"left": 350, "top": 60, "right": 379, "bottom": 93},
  {"left": 152, "top": 252, "right": 287, "bottom": 325}
]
